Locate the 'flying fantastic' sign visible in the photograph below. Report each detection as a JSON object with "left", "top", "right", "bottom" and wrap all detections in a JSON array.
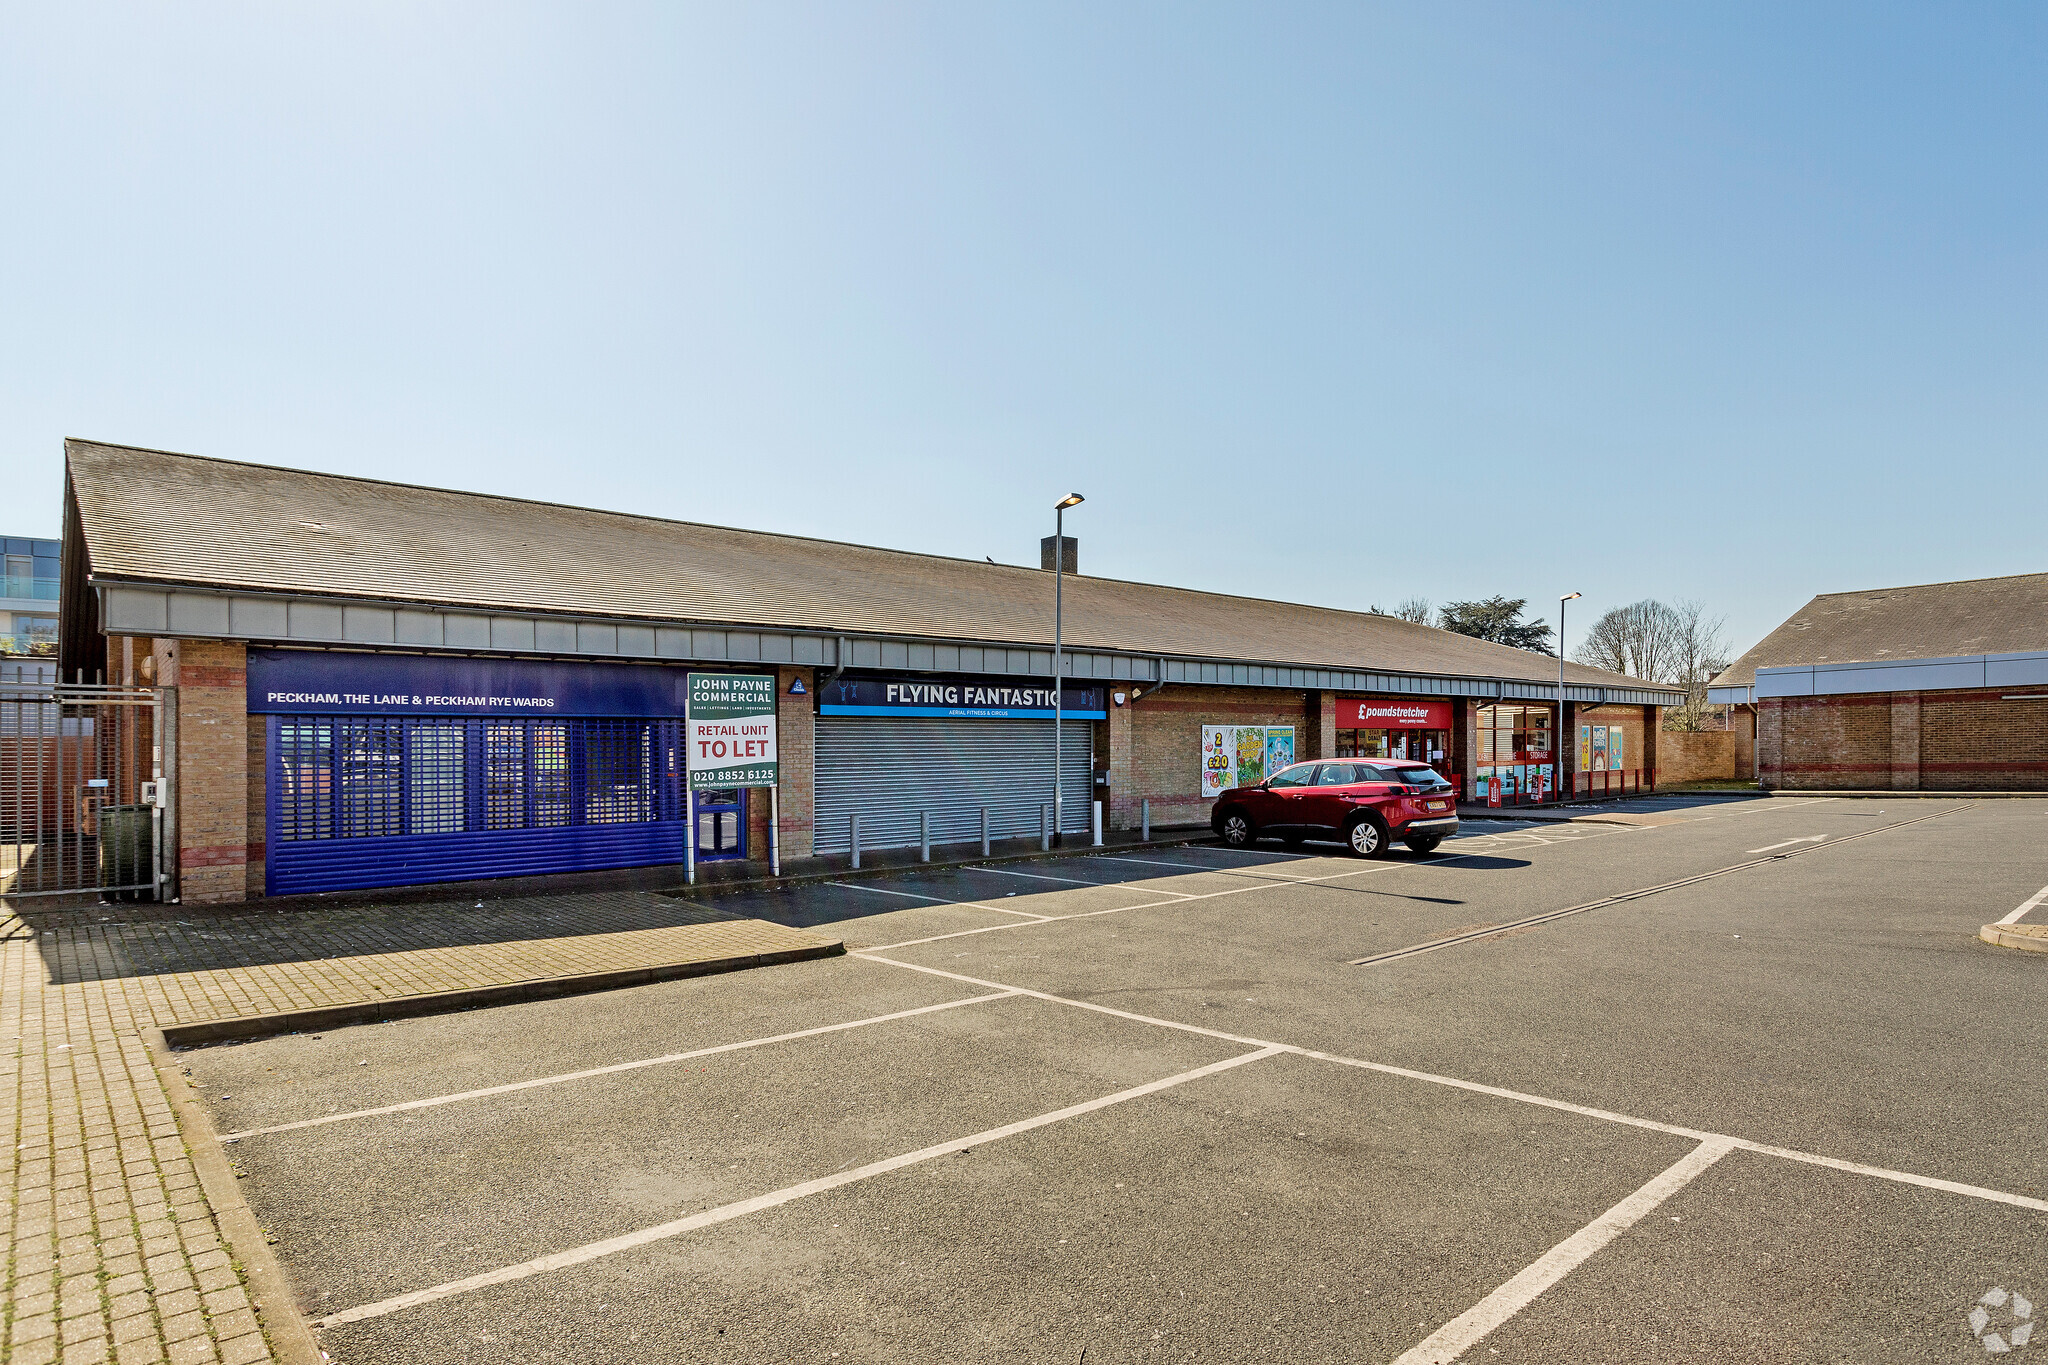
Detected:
[{"left": 818, "top": 675, "right": 1108, "bottom": 720}]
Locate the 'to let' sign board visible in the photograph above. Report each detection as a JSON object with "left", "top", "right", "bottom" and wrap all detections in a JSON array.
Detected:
[{"left": 686, "top": 672, "right": 778, "bottom": 789}]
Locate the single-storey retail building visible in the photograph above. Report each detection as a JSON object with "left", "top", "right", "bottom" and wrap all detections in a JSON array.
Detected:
[
  {"left": 1708, "top": 571, "right": 2048, "bottom": 791},
  {"left": 58, "top": 440, "right": 1678, "bottom": 903}
]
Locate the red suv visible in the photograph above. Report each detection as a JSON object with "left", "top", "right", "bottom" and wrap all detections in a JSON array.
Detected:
[{"left": 1210, "top": 760, "right": 1459, "bottom": 856}]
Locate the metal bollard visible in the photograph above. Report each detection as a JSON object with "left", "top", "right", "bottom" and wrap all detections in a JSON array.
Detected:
[
  {"left": 1092, "top": 800, "right": 1102, "bottom": 847},
  {"left": 920, "top": 810, "right": 930, "bottom": 862},
  {"left": 981, "top": 806, "right": 990, "bottom": 857},
  {"left": 1141, "top": 797, "right": 1150, "bottom": 842},
  {"left": 1040, "top": 803, "right": 1049, "bottom": 851},
  {"left": 850, "top": 813, "right": 861, "bottom": 869}
]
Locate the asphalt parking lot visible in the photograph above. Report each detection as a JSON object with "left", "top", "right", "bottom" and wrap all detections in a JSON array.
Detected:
[{"left": 182, "top": 794, "right": 2048, "bottom": 1363}]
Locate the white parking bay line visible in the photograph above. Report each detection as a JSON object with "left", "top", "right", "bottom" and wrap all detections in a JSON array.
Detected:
[
  {"left": 965, "top": 865, "right": 1197, "bottom": 899},
  {"left": 1391, "top": 1138, "right": 1738, "bottom": 1365},
  {"left": 313, "top": 1044, "right": 1287, "bottom": 1329},
  {"left": 1747, "top": 835, "right": 1826, "bottom": 853},
  {"left": 1997, "top": 883, "right": 2048, "bottom": 926},
  {"left": 219, "top": 990, "right": 1023, "bottom": 1142},
  {"left": 862, "top": 955, "right": 2048, "bottom": 1215},
  {"left": 830, "top": 881, "right": 1051, "bottom": 920},
  {"left": 1096, "top": 855, "right": 1241, "bottom": 874}
]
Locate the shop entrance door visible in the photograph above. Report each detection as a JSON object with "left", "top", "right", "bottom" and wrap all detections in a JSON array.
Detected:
[
  {"left": 695, "top": 788, "right": 745, "bottom": 862},
  {"left": 1339, "top": 728, "right": 1449, "bottom": 766}
]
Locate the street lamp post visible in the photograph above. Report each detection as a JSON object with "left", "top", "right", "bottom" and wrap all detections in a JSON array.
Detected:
[
  {"left": 1052, "top": 494, "right": 1084, "bottom": 847},
  {"left": 1558, "top": 592, "right": 1581, "bottom": 803}
]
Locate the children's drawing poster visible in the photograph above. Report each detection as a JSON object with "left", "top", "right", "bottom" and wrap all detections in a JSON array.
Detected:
[
  {"left": 1609, "top": 727, "right": 1624, "bottom": 771},
  {"left": 1590, "top": 726, "right": 1608, "bottom": 771}
]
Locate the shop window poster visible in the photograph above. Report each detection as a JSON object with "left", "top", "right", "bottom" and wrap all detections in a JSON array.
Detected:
[
  {"left": 1610, "top": 727, "right": 1624, "bottom": 771},
  {"left": 1201, "top": 725, "right": 1298, "bottom": 797},
  {"left": 1578, "top": 725, "right": 1591, "bottom": 770},
  {"left": 1236, "top": 727, "right": 1267, "bottom": 786},
  {"left": 1590, "top": 726, "right": 1608, "bottom": 771},
  {"left": 1264, "top": 727, "right": 1295, "bottom": 776}
]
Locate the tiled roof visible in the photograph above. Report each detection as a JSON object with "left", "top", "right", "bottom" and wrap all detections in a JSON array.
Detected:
[
  {"left": 1712, "top": 571, "right": 2048, "bottom": 688},
  {"left": 67, "top": 439, "right": 1668, "bottom": 692}
]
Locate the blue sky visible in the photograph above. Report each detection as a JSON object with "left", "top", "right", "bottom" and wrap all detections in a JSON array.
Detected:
[{"left": 2, "top": 3, "right": 2042, "bottom": 660}]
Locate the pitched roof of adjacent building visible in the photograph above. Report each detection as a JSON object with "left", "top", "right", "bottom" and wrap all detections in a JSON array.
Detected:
[
  {"left": 1712, "top": 571, "right": 2048, "bottom": 688},
  {"left": 66, "top": 439, "right": 1669, "bottom": 692}
]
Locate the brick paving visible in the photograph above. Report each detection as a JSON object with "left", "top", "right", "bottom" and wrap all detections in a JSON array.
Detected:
[{"left": 3, "top": 891, "right": 839, "bottom": 1364}]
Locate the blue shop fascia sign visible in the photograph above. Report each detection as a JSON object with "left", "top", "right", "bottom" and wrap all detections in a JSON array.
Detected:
[
  {"left": 246, "top": 649, "right": 706, "bottom": 717},
  {"left": 819, "top": 674, "right": 1106, "bottom": 720}
]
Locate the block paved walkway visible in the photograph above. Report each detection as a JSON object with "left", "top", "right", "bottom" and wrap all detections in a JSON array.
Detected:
[{"left": 2, "top": 892, "right": 839, "bottom": 1364}]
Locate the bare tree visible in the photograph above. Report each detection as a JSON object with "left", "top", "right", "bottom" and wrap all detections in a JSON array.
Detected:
[
  {"left": 1574, "top": 600, "right": 1678, "bottom": 681},
  {"left": 1367, "top": 598, "right": 1435, "bottom": 625},
  {"left": 1665, "top": 599, "right": 1730, "bottom": 732},
  {"left": 1574, "top": 598, "right": 1730, "bottom": 730}
]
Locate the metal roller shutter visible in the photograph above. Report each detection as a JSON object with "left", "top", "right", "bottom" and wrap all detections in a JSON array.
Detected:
[{"left": 815, "top": 717, "right": 1094, "bottom": 854}]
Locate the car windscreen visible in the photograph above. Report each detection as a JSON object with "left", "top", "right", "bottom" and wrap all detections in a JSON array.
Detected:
[{"left": 1387, "top": 766, "right": 1450, "bottom": 789}]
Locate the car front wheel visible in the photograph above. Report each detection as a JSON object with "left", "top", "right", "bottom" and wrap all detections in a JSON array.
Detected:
[
  {"left": 1346, "top": 815, "right": 1389, "bottom": 858},
  {"left": 1218, "top": 811, "right": 1254, "bottom": 847}
]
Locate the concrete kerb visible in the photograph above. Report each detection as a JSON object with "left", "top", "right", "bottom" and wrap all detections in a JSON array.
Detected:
[
  {"left": 158, "top": 940, "right": 846, "bottom": 1048},
  {"left": 143, "top": 1025, "right": 326, "bottom": 1365},
  {"left": 1764, "top": 790, "right": 2048, "bottom": 799},
  {"left": 1980, "top": 922, "right": 2048, "bottom": 953}
]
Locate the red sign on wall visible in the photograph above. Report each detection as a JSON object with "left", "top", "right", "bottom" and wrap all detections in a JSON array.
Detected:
[{"left": 1336, "top": 698, "right": 1451, "bottom": 730}]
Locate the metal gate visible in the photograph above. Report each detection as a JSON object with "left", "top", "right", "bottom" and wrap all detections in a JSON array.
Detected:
[
  {"left": 0, "top": 663, "right": 164, "bottom": 901},
  {"left": 815, "top": 716, "right": 1093, "bottom": 854}
]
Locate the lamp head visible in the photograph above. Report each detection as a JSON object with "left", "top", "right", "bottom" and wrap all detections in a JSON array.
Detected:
[
  {"left": 1055, "top": 493, "right": 1085, "bottom": 510},
  {"left": 1560, "top": 591, "right": 1582, "bottom": 602}
]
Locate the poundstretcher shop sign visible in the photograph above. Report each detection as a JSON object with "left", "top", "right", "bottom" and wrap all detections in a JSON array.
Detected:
[{"left": 687, "top": 672, "right": 778, "bottom": 789}]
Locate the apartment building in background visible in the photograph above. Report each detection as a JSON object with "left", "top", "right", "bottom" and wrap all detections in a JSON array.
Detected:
[{"left": 1, "top": 536, "right": 60, "bottom": 656}]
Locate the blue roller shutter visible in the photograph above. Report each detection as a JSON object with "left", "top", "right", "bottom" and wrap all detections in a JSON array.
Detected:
[{"left": 265, "top": 715, "right": 689, "bottom": 895}]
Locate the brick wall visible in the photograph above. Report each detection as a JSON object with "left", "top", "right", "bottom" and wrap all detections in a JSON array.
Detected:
[
  {"left": 1572, "top": 705, "right": 1658, "bottom": 787},
  {"left": 1659, "top": 730, "right": 1737, "bottom": 782},
  {"left": 1890, "top": 692, "right": 1921, "bottom": 791},
  {"left": 1920, "top": 686, "right": 2048, "bottom": 789},
  {"left": 245, "top": 714, "right": 266, "bottom": 896},
  {"left": 159, "top": 638, "right": 249, "bottom": 905},
  {"left": 1762, "top": 693, "right": 1893, "bottom": 789},
  {"left": 1452, "top": 698, "right": 1479, "bottom": 795},
  {"left": 774, "top": 665, "right": 815, "bottom": 860},
  {"left": 1115, "top": 687, "right": 1313, "bottom": 828},
  {"left": 1303, "top": 691, "right": 1337, "bottom": 761},
  {"left": 1106, "top": 693, "right": 1135, "bottom": 826},
  {"left": 1751, "top": 688, "right": 2048, "bottom": 791}
]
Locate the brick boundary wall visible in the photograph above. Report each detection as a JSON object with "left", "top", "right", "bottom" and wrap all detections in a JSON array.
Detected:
[
  {"left": 1760, "top": 684, "right": 2048, "bottom": 790},
  {"left": 1658, "top": 730, "right": 1738, "bottom": 783}
]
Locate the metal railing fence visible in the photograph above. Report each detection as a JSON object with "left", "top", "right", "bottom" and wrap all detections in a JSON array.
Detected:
[{"left": 1, "top": 665, "right": 164, "bottom": 900}]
